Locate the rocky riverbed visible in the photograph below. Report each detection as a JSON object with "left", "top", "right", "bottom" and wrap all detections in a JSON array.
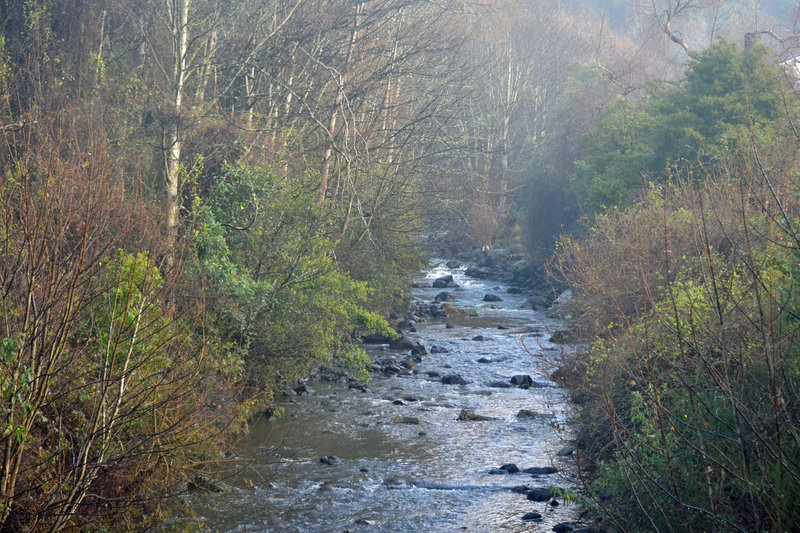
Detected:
[{"left": 177, "top": 258, "right": 593, "bottom": 532}]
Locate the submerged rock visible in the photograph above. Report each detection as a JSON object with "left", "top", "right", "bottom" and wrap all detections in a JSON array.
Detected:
[
  {"left": 441, "top": 374, "right": 469, "bottom": 385},
  {"left": 393, "top": 416, "right": 421, "bottom": 425},
  {"left": 525, "top": 487, "right": 553, "bottom": 502},
  {"left": 523, "top": 466, "right": 559, "bottom": 475},
  {"left": 499, "top": 463, "right": 520, "bottom": 474},
  {"left": 483, "top": 293, "right": 503, "bottom": 302},
  {"left": 319, "top": 455, "right": 341, "bottom": 465},
  {"left": 521, "top": 511, "right": 542, "bottom": 521},
  {"left": 456, "top": 409, "right": 493, "bottom": 421}
]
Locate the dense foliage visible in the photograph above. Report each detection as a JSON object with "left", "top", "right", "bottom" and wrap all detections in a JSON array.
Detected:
[
  {"left": 570, "top": 41, "right": 787, "bottom": 213},
  {"left": 551, "top": 42, "right": 800, "bottom": 531}
]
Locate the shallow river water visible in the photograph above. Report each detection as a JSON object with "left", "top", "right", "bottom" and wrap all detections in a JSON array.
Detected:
[{"left": 184, "top": 262, "right": 579, "bottom": 532}]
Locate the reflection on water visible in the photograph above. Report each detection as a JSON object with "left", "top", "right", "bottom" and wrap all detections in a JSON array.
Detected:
[{"left": 174, "top": 261, "right": 579, "bottom": 532}]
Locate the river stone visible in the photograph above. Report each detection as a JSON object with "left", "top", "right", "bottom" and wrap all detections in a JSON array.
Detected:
[
  {"left": 553, "top": 522, "right": 580, "bottom": 533},
  {"left": 432, "top": 274, "right": 458, "bottom": 288},
  {"left": 393, "top": 416, "right": 421, "bottom": 424},
  {"left": 319, "top": 455, "right": 341, "bottom": 465},
  {"left": 523, "top": 466, "right": 559, "bottom": 475},
  {"left": 392, "top": 399, "right": 406, "bottom": 405},
  {"left": 430, "top": 344, "right": 449, "bottom": 354},
  {"left": 457, "top": 409, "right": 493, "bottom": 421},
  {"left": 389, "top": 338, "right": 415, "bottom": 351},
  {"left": 445, "top": 260, "right": 461, "bottom": 268},
  {"left": 400, "top": 358, "right": 416, "bottom": 370},
  {"left": 510, "top": 375, "right": 534, "bottom": 388},
  {"left": 557, "top": 446, "right": 574, "bottom": 456},
  {"left": 465, "top": 266, "right": 491, "bottom": 279},
  {"left": 411, "top": 342, "right": 428, "bottom": 356},
  {"left": 435, "top": 291, "right": 454, "bottom": 302},
  {"left": 426, "top": 371, "right": 441, "bottom": 378},
  {"left": 293, "top": 384, "right": 312, "bottom": 395},
  {"left": 526, "top": 487, "right": 553, "bottom": 502},
  {"left": 517, "top": 409, "right": 554, "bottom": 419},
  {"left": 521, "top": 511, "right": 542, "bottom": 521},
  {"left": 500, "top": 463, "right": 520, "bottom": 473},
  {"left": 441, "top": 374, "right": 469, "bottom": 385},
  {"left": 472, "top": 335, "right": 486, "bottom": 341},
  {"left": 483, "top": 293, "right": 503, "bottom": 302},
  {"left": 476, "top": 357, "right": 492, "bottom": 363}
]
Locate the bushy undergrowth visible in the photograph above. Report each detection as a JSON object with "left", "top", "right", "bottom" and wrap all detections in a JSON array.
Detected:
[
  {"left": 551, "top": 139, "right": 800, "bottom": 531},
  {"left": 193, "top": 163, "right": 397, "bottom": 393},
  {"left": 0, "top": 123, "right": 241, "bottom": 532}
]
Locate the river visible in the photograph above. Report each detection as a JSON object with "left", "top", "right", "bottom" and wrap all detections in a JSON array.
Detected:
[{"left": 180, "top": 261, "right": 580, "bottom": 532}]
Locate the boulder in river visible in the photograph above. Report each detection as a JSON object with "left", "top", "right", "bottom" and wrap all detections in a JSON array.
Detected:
[
  {"left": 456, "top": 409, "right": 493, "bottom": 421},
  {"left": 393, "top": 416, "right": 421, "bottom": 425},
  {"left": 400, "top": 357, "right": 417, "bottom": 370},
  {"left": 517, "top": 409, "right": 553, "bottom": 419},
  {"left": 434, "top": 291, "right": 454, "bottom": 302},
  {"left": 389, "top": 338, "right": 415, "bottom": 351},
  {"left": 319, "top": 455, "right": 341, "bottom": 465},
  {"left": 525, "top": 487, "right": 553, "bottom": 502},
  {"left": 430, "top": 344, "right": 449, "bottom": 354},
  {"left": 500, "top": 463, "right": 520, "bottom": 473},
  {"left": 557, "top": 445, "right": 574, "bottom": 456},
  {"left": 510, "top": 375, "right": 534, "bottom": 388},
  {"left": 521, "top": 511, "right": 542, "bottom": 521},
  {"left": 432, "top": 274, "right": 459, "bottom": 288},
  {"left": 483, "top": 293, "right": 503, "bottom": 302},
  {"left": 472, "top": 335, "right": 487, "bottom": 341},
  {"left": 476, "top": 357, "right": 492, "bottom": 363},
  {"left": 523, "top": 466, "right": 559, "bottom": 475},
  {"left": 410, "top": 342, "right": 428, "bottom": 356},
  {"left": 521, "top": 295, "right": 551, "bottom": 311},
  {"left": 465, "top": 266, "right": 491, "bottom": 279},
  {"left": 441, "top": 374, "right": 469, "bottom": 385},
  {"left": 445, "top": 260, "right": 461, "bottom": 269}
]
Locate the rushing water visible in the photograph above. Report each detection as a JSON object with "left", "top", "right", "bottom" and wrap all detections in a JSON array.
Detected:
[{"left": 181, "top": 262, "right": 579, "bottom": 532}]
